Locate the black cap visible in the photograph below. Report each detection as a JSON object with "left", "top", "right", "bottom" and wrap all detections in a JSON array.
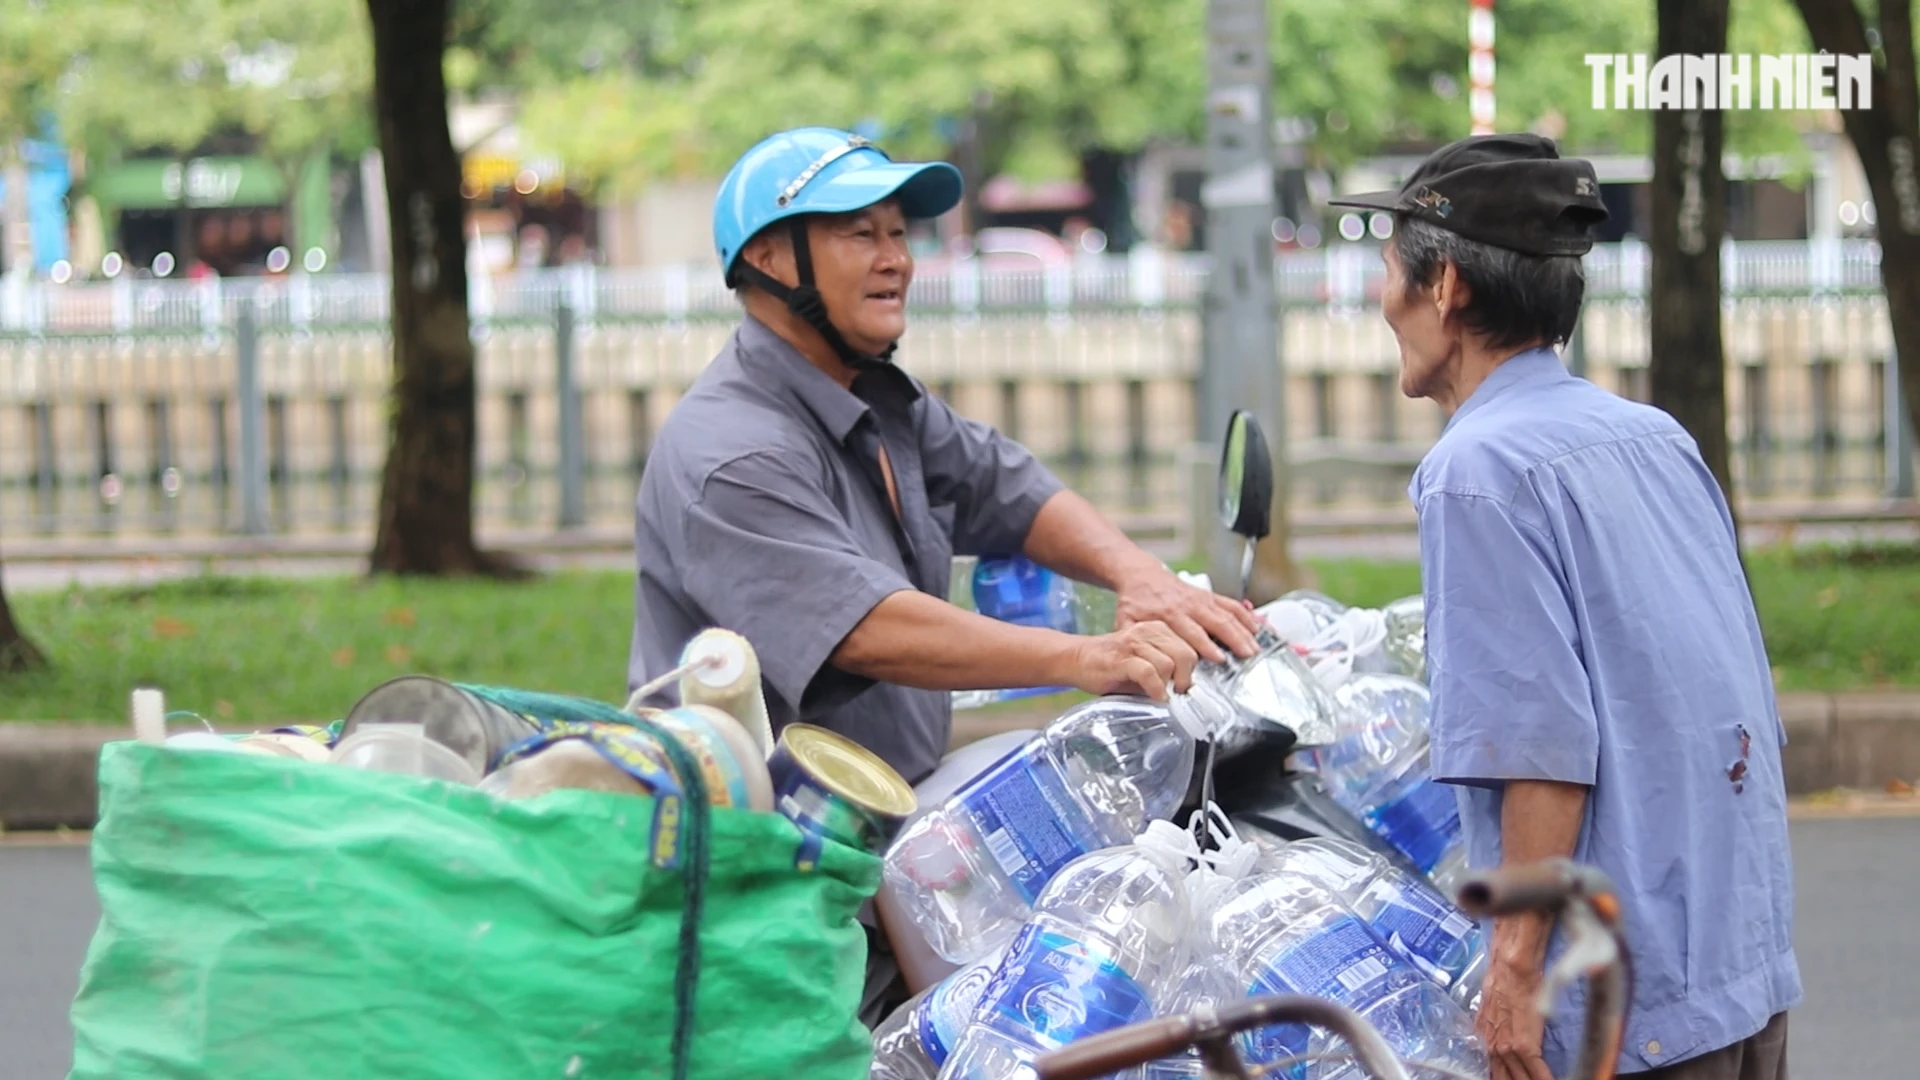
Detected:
[{"left": 1327, "top": 133, "right": 1609, "bottom": 256}]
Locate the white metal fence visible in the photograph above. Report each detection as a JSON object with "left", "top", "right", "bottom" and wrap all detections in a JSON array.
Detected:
[
  {"left": 0, "top": 240, "right": 1909, "bottom": 545},
  {"left": 0, "top": 240, "right": 1888, "bottom": 335}
]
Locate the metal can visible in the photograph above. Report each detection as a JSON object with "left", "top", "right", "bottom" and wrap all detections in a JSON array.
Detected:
[
  {"left": 768, "top": 723, "right": 917, "bottom": 868},
  {"left": 340, "top": 676, "right": 539, "bottom": 777}
]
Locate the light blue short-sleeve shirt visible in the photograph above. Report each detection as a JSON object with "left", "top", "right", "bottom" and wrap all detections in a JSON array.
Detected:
[{"left": 1410, "top": 348, "right": 1801, "bottom": 1073}]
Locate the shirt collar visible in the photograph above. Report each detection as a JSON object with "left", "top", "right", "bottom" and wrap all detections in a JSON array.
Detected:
[
  {"left": 735, "top": 314, "right": 921, "bottom": 445},
  {"left": 1444, "top": 346, "right": 1570, "bottom": 431}
]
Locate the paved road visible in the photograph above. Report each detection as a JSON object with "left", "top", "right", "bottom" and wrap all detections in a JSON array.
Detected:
[{"left": 3, "top": 817, "right": 1915, "bottom": 1079}]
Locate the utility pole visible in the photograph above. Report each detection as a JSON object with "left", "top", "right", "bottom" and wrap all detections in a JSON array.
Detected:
[
  {"left": 1469, "top": 0, "right": 1496, "bottom": 135},
  {"left": 1200, "top": 0, "right": 1300, "bottom": 599}
]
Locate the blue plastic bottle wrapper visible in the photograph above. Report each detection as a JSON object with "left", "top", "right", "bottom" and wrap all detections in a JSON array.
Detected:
[
  {"left": 1242, "top": 916, "right": 1398, "bottom": 1075},
  {"left": 1364, "top": 775, "right": 1462, "bottom": 873},
  {"left": 955, "top": 743, "right": 1104, "bottom": 906},
  {"left": 978, "top": 926, "right": 1154, "bottom": 1051}
]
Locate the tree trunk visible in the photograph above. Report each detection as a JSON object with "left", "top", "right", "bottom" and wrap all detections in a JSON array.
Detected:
[
  {"left": 1648, "top": 0, "right": 1739, "bottom": 537},
  {"left": 364, "top": 0, "right": 514, "bottom": 576},
  {"left": 1792, "top": 0, "right": 1920, "bottom": 473},
  {"left": 0, "top": 545, "right": 47, "bottom": 673}
]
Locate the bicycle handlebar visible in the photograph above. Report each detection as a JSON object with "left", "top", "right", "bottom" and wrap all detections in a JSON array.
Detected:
[
  {"left": 1033, "top": 1015, "right": 1196, "bottom": 1080},
  {"left": 1036, "top": 995, "right": 1415, "bottom": 1080},
  {"left": 1454, "top": 858, "right": 1619, "bottom": 920}
]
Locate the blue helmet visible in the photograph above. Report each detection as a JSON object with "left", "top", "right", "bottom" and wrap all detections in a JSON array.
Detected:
[{"left": 712, "top": 127, "right": 964, "bottom": 286}]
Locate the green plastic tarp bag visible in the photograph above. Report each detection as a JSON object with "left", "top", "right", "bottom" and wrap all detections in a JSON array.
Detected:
[{"left": 67, "top": 740, "right": 881, "bottom": 1080}]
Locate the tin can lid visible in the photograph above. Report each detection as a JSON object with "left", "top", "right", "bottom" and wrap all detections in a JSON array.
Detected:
[{"left": 782, "top": 724, "right": 918, "bottom": 817}]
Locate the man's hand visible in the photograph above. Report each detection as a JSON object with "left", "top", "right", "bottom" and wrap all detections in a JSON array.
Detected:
[
  {"left": 1477, "top": 952, "right": 1555, "bottom": 1080},
  {"left": 1111, "top": 565, "right": 1260, "bottom": 665},
  {"left": 1065, "top": 621, "right": 1200, "bottom": 701}
]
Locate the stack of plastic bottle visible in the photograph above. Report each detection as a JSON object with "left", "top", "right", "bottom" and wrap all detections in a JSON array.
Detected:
[
  {"left": 1262, "top": 837, "right": 1487, "bottom": 1011},
  {"left": 1202, "top": 860, "right": 1487, "bottom": 1080},
  {"left": 876, "top": 805, "right": 1493, "bottom": 1080},
  {"left": 1313, "top": 674, "right": 1469, "bottom": 892},
  {"left": 882, "top": 695, "right": 1203, "bottom": 964},
  {"left": 936, "top": 841, "right": 1194, "bottom": 1080}
]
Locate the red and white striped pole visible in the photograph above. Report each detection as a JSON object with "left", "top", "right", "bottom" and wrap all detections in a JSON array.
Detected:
[{"left": 1469, "top": 0, "right": 1496, "bottom": 135}]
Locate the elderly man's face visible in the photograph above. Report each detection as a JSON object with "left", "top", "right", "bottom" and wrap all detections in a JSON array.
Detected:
[
  {"left": 743, "top": 200, "right": 915, "bottom": 358},
  {"left": 1381, "top": 239, "right": 1457, "bottom": 401},
  {"left": 808, "top": 201, "right": 913, "bottom": 354}
]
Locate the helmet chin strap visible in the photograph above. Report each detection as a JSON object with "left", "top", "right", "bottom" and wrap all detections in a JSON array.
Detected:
[{"left": 734, "top": 218, "right": 897, "bottom": 372}]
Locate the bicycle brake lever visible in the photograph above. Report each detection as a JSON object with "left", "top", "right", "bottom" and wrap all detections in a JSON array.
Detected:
[{"left": 1536, "top": 899, "right": 1619, "bottom": 1017}]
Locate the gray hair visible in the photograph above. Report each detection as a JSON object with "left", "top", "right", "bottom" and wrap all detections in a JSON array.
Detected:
[{"left": 1390, "top": 216, "right": 1587, "bottom": 350}]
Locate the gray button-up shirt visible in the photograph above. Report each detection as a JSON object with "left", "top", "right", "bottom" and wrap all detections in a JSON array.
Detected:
[{"left": 627, "top": 315, "right": 1065, "bottom": 784}]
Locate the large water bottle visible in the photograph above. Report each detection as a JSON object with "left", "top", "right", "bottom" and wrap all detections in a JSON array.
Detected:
[
  {"left": 1206, "top": 871, "right": 1486, "bottom": 1080},
  {"left": 973, "top": 554, "right": 1079, "bottom": 634},
  {"left": 870, "top": 945, "right": 1010, "bottom": 1080},
  {"left": 956, "top": 555, "right": 1081, "bottom": 707},
  {"left": 1263, "top": 837, "right": 1487, "bottom": 1010},
  {"left": 884, "top": 697, "right": 1200, "bottom": 963},
  {"left": 1316, "top": 676, "right": 1467, "bottom": 887},
  {"left": 937, "top": 843, "right": 1193, "bottom": 1080}
]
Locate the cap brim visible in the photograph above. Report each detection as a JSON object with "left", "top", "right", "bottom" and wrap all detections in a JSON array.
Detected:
[
  {"left": 800, "top": 161, "right": 964, "bottom": 220},
  {"left": 1325, "top": 189, "right": 1404, "bottom": 212}
]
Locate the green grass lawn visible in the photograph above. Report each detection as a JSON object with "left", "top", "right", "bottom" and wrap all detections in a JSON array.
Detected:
[{"left": 4, "top": 545, "right": 1918, "bottom": 725}]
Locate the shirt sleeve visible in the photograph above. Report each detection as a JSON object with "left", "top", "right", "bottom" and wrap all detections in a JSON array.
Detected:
[
  {"left": 916, "top": 393, "right": 1066, "bottom": 557},
  {"left": 678, "top": 450, "right": 915, "bottom": 713},
  {"left": 1420, "top": 489, "right": 1600, "bottom": 789}
]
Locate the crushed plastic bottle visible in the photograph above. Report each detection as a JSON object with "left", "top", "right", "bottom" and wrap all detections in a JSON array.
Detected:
[
  {"left": 870, "top": 944, "right": 1010, "bottom": 1080},
  {"left": 1315, "top": 675, "right": 1466, "bottom": 886},
  {"left": 1205, "top": 869, "right": 1486, "bottom": 1080},
  {"left": 883, "top": 697, "right": 1202, "bottom": 964},
  {"left": 937, "top": 842, "right": 1193, "bottom": 1080},
  {"left": 1263, "top": 837, "right": 1487, "bottom": 1010}
]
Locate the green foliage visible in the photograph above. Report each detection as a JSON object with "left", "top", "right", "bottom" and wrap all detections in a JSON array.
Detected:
[
  {"left": 490, "top": 0, "right": 1823, "bottom": 193},
  {"left": 0, "top": 0, "right": 65, "bottom": 142},
  {"left": 31, "top": 0, "right": 373, "bottom": 175},
  {"left": 0, "top": 0, "right": 1852, "bottom": 208}
]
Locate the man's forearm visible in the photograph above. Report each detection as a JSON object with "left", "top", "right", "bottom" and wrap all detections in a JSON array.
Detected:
[
  {"left": 829, "top": 589, "right": 1079, "bottom": 691},
  {"left": 1021, "top": 489, "right": 1161, "bottom": 590},
  {"left": 1494, "top": 779, "right": 1591, "bottom": 969}
]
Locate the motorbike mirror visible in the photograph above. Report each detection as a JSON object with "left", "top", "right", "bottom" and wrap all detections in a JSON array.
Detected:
[{"left": 1218, "top": 410, "right": 1274, "bottom": 542}]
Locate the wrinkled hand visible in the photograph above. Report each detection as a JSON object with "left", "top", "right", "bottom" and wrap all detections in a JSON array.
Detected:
[
  {"left": 1111, "top": 565, "right": 1260, "bottom": 665},
  {"left": 1068, "top": 621, "right": 1200, "bottom": 701},
  {"left": 1477, "top": 958, "right": 1555, "bottom": 1080}
]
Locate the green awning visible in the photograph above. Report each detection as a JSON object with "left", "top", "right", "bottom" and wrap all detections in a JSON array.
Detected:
[{"left": 94, "top": 157, "right": 287, "bottom": 210}]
